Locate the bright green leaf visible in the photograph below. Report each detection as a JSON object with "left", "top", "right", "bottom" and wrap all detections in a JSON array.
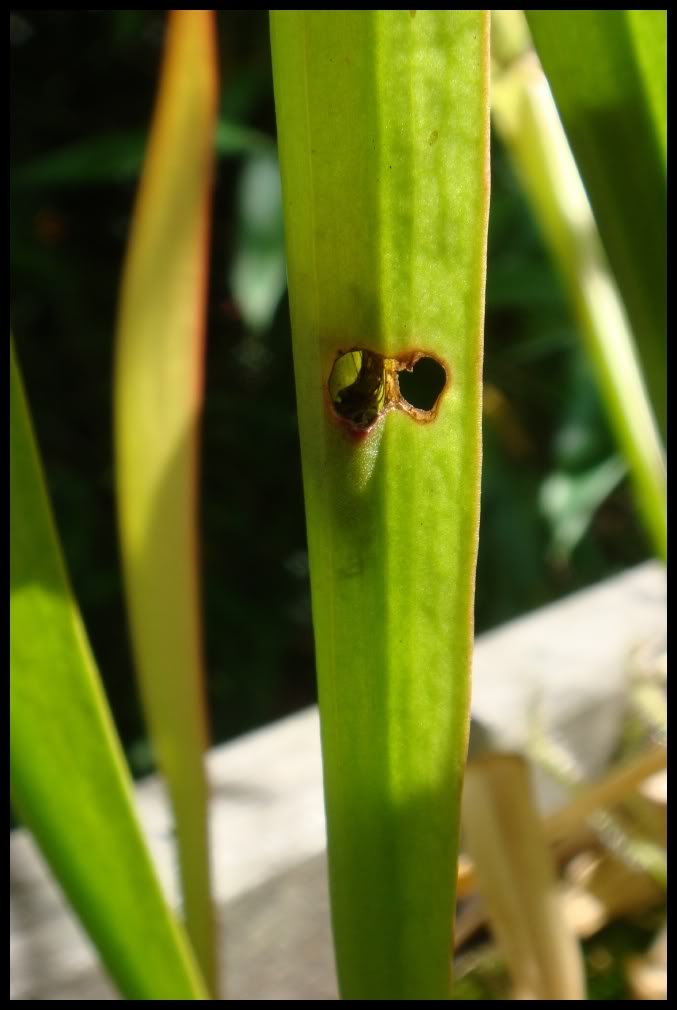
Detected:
[
  {"left": 10, "top": 342, "right": 208, "bottom": 1001},
  {"left": 271, "top": 11, "right": 490, "bottom": 999}
]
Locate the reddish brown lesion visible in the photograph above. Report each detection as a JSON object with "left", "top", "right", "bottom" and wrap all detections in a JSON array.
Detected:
[{"left": 327, "top": 346, "right": 450, "bottom": 436}]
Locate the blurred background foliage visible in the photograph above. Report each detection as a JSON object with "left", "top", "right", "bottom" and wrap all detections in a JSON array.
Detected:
[{"left": 10, "top": 10, "right": 648, "bottom": 778}]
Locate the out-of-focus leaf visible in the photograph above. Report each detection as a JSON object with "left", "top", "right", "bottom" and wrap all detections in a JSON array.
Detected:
[
  {"left": 540, "top": 456, "right": 627, "bottom": 563},
  {"left": 10, "top": 342, "right": 208, "bottom": 1001},
  {"left": 525, "top": 10, "right": 667, "bottom": 439},
  {"left": 12, "top": 122, "right": 271, "bottom": 189},
  {"left": 214, "top": 119, "right": 273, "bottom": 157},
  {"left": 11, "top": 132, "right": 148, "bottom": 187},
  {"left": 492, "top": 11, "right": 667, "bottom": 563},
  {"left": 114, "top": 10, "right": 218, "bottom": 995},
  {"left": 463, "top": 755, "right": 585, "bottom": 999},
  {"left": 230, "top": 151, "right": 286, "bottom": 332}
]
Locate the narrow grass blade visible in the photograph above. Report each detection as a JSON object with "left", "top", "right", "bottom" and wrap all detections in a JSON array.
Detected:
[
  {"left": 10, "top": 342, "right": 208, "bottom": 1001},
  {"left": 525, "top": 10, "right": 667, "bottom": 439},
  {"left": 492, "top": 11, "right": 667, "bottom": 562},
  {"left": 271, "top": 11, "right": 490, "bottom": 999},
  {"left": 114, "top": 10, "right": 218, "bottom": 993}
]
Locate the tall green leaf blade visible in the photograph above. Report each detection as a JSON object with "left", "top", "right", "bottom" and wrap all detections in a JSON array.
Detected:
[
  {"left": 10, "top": 343, "right": 208, "bottom": 1001},
  {"left": 114, "top": 11, "right": 218, "bottom": 994},
  {"left": 525, "top": 10, "right": 667, "bottom": 439},
  {"left": 492, "top": 10, "right": 666, "bottom": 562},
  {"left": 270, "top": 11, "right": 490, "bottom": 999}
]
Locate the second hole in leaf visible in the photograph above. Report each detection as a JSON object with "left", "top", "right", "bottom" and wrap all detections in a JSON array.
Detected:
[{"left": 398, "top": 356, "right": 447, "bottom": 412}]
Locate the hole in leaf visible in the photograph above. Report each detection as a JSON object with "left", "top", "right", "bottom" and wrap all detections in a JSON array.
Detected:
[
  {"left": 329, "top": 349, "right": 386, "bottom": 430},
  {"left": 397, "top": 355, "right": 447, "bottom": 412}
]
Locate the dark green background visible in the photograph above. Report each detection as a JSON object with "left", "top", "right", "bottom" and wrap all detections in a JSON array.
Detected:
[{"left": 10, "top": 10, "right": 648, "bottom": 777}]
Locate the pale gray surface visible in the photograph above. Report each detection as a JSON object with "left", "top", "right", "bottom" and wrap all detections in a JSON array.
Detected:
[
  {"left": 10, "top": 562, "right": 666, "bottom": 1000},
  {"left": 469, "top": 560, "right": 666, "bottom": 811}
]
